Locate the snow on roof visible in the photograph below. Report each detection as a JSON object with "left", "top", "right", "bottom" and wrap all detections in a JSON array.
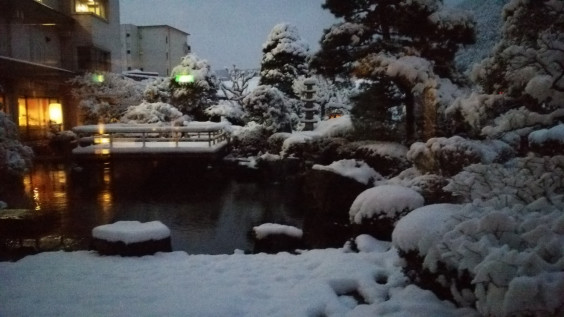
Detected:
[
  {"left": 253, "top": 223, "right": 303, "bottom": 240},
  {"left": 392, "top": 204, "right": 462, "bottom": 254},
  {"left": 349, "top": 185, "right": 425, "bottom": 224},
  {"left": 0, "top": 247, "right": 479, "bottom": 316},
  {"left": 313, "top": 159, "right": 382, "bottom": 186},
  {"left": 92, "top": 221, "right": 171, "bottom": 244}
]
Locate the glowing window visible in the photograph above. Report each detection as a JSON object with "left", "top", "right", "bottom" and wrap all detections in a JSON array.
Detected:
[{"left": 75, "top": 0, "right": 107, "bottom": 19}]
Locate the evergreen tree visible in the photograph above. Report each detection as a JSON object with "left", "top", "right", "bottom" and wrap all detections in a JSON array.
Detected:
[
  {"left": 312, "top": 0, "right": 475, "bottom": 141},
  {"left": 241, "top": 85, "right": 292, "bottom": 133},
  {"left": 169, "top": 54, "right": 219, "bottom": 120},
  {"left": 259, "top": 23, "right": 310, "bottom": 99},
  {"left": 473, "top": 0, "right": 564, "bottom": 110}
]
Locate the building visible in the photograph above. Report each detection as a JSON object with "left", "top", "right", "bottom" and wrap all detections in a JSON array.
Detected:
[
  {"left": 0, "top": 0, "right": 122, "bottom": 140},
  {"left": 121, "top": 24, "right": 190, "bottom": 77}
]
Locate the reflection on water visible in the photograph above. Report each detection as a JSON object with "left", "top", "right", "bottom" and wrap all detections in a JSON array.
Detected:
[{"left": 1, "top": 161, "right": 304, "bottom": 259}]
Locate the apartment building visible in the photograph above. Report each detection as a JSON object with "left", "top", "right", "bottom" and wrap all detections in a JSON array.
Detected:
[
  {"left": 122, "top": 24, "right": 190, "bottom": 77},
  {"left": 0, "top": 0, "right": 122, "bottom": 139}
]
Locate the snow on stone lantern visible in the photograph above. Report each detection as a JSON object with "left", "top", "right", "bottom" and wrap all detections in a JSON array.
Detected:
[{"left": 301, "top": 77, "right": 318, "bottom": 131}]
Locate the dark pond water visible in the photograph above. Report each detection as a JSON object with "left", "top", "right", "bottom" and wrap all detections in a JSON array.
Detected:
[{"left": 0, "top": 159, "right": 305, "bottom": 260}]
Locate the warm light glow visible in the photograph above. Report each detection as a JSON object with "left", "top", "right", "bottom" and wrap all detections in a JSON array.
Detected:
[
  {"left": 33, "top": 188, "right": 41, "bottom": 211},
  {"left": 95, "top": 149, "right": 111, "bottom": 155},
  {"left": 175, "top": 74, "right": 194, "bottom": 84},
  {"left": 94, "top": 137, "right": 110, "bottom": 144},
  {"left": 98, "top": 123, "right": 105, "bottom": 134},
  {"left": 48, "top": 103, "right": 63, "bottom": 124}
]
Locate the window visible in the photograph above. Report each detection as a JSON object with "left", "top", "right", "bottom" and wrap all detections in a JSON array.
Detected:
[
  {"left": 18, "top": 97, "right": 61, "bottom": 139},
  {"left": 127, "top": 50, "right": 131, "bottom": 54},
  {"left": 75, "top": 0, "right": 107, "bottom": 19},
  {"left": 77, "top": 46, "right": 111, "bottom": 72},
  {"left": 126, "top": 33, "right": 130, "bottom": 38}
]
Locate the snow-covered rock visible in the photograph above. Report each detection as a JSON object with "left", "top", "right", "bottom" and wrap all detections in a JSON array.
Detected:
[
  {"left": 349, "top": 185, "right": 425, "bottom": 225},
  {"left": 313, "top": 159, "right": 382, "bottom": 186}
]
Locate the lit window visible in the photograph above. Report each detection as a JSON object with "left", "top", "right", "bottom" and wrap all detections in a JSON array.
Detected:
[{"left": 75, "top": 0, "right": 107, "bottom": 19}]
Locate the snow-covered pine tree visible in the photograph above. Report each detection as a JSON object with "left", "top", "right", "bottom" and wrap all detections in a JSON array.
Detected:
[
  {"left": 169, "top": 54, "right": 219, "bottom": 120},
  {"left": 312, "top": 0, "right": 475, "bottom": 141},
  {"left": 0, "top": 111, "right": 33, "bottom": 185},
  {"left": 473, "top": 0, "right": 564, "bottom": 110},
  {"left": 259, "top": 23, "right": 310, "bottom": 99},
  {"left": 455, "top": 0, "right": 509, "bottom": 72}
]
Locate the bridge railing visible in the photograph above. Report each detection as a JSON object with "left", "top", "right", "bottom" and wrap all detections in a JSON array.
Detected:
[{"left": 72, "top": 122, "right": 230, "bottom": 149}]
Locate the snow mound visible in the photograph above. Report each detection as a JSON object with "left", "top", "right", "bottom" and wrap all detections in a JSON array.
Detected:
[
  {"left": 392, "top": 204, "right": 462, "bottom": 254},
  {"left": 253, "top": 223, "right": 303, "bottom": 240},
  {"left": 349, "top": 185, "right": 425, "bottom": 224},
  {"left": 313, "top": 159, "right": 382, "bottom": 186},
  {"left": 92, "top": 221, "right": 171, "bottom": 244}
]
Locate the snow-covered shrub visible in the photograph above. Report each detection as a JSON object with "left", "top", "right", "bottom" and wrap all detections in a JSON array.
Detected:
[
  {"left": 313, "top": 159, "right": 382, "bottom": 186},
  {"left": 204, "top": 100, "right": 245, "bottom": 125},
  {"left": 445, "top": 155, "right": 564, "bottom": 208},
  {"left": 230, "top": 122, "right": 270, "bottom": 157},
  {"left": 143, "top": 77, "right": 171, "bottom": 103},
  {"left": 121, "top": 102, "right": 184, "bottom": 124},
  {"left": 70, "top": 72, "right": 145, "bottom": 124},
  {"left": 528, "top": 124, "right": 564, "bottom": 156},
  {"left": 338, "top": 141, "right": 410, "bottom": 176},
  {"left": 349, "top": 185, "right": 424, "bottom": 240},
  {"left": 385, "top": 168, "right": 457, "bottom": 204},
  {"left": 266, "top": 132, "right": 292, "bottom": 154},
  {"left": 242, "top": 85, "right": 292, "bottom": 133},
  {"left": 407, "top": 136, "right": 514, "bottom": 177},
  {"left": 0, "top": 111, "right": 33, "bottom": 181},
  {"left": 394, "top": 156, "right": 564, "bottom": 315}
]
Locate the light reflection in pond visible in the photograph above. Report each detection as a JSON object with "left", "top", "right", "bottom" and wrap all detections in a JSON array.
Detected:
[{"left": 1, "top": 161, "right": 304, "bottom": 260}]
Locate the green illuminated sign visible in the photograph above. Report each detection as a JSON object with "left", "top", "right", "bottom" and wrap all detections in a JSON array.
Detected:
[
  {"left": 92, "top": 74, "right": 105, "bottom": 83},
  {"left": 175, "top": 74, "right": 195, "bottom": 83}
]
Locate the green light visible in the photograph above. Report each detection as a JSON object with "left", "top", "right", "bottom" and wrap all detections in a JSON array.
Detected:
[
  {"left": 92, "top": 74, "right": 105, "bottom": 83},
  {"left": 175, "top": 74, "right": 194, "bottom": 83}
]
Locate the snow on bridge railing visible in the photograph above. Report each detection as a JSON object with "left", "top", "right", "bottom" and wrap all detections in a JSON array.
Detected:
[{"left": 72, "top": 122, "right": 230, "bottom": 150}]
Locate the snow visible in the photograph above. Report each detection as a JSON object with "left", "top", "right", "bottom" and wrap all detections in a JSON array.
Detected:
[
  {"left": 528, "top": 124, "right": 564, "bottom": 145},
  {"left": 391, "top": 204, "right": 462, "bottom": 254},
  {"left": 253, "top": 223, "right": 303, "bottom": 240},
  {"left": 92, "top": 221, "right": 171, "bottom": 244},
  {"left": 313, "top": 159, "right": 382, "bottom": 186},
  {"left": 349, "top": 185, "right": 425, "bottom": 225},
  {"left": 0, "top": 246, "right": 479, "bottom": 317}
]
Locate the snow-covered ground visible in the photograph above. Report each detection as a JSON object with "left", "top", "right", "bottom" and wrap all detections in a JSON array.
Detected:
[{"left": 0, "top": 238, "right": 479, "bottom": 317}]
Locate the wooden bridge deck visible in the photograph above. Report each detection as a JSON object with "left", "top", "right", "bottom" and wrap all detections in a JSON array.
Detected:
[{"left": 71, "top": 122, "right": 230, "bottom": 161}]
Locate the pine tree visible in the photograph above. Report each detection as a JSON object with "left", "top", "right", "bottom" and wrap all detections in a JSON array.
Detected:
[
  {"left": 169, "top": 54, "right": 219, "bottom": 120},
  {"left": 312, "top": 0, "right": 475, "bottom": 141},
  {"left": 473, "top": 0, "right": 564, "bottom": 110},
  {"left": 259, "top": 23, "right": 310, "bottom": 99}
]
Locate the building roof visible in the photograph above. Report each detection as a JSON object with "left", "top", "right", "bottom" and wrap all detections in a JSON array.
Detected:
[
  {"left": 0, "top": 56, "right": 75, "bottom": 79},
  {"left": 136, "top": 24, "right": 190, "bottom": 36}
]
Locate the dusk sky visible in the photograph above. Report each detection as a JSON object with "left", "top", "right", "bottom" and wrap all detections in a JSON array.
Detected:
[{"left": 120, "top": 0, "right": 465, "bottom": 71}]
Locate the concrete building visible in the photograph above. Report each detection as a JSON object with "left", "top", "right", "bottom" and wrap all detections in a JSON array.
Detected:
[
  {"left": 121, "top": 24, "right": 190, "bottom": 77},
  {"left": 0, "top": 0, "right": 122, "bottom": 139}
]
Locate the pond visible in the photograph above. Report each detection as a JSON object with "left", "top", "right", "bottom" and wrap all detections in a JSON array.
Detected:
[{"left": 0, "top": 159, "right": 305, "bottom": 260}]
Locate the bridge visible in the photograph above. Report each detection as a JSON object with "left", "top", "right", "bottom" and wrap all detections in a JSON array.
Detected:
[{"left": 71, "top": 122, "right": 231, "bottom": 161}]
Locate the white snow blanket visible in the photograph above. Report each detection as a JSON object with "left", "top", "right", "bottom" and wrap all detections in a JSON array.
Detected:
[{"left": 0, "top": 246, "right": 479, "bottom": 317}]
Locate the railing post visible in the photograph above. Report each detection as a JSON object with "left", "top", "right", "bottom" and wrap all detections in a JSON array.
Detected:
[
  {"left": 109, "top": 133, "right": 113, "bottom": 148},
  {"left": 142, "top": 132, "right": 146, "bottom": 148}
]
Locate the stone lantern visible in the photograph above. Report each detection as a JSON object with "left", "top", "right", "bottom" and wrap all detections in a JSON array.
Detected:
[{"left": 301, "top": 77, "right": 318, "bottom": 131}]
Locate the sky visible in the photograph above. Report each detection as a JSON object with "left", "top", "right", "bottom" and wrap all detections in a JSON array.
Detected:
[{"left": 120, "top": 0, "right": 465, "bottom": 71}]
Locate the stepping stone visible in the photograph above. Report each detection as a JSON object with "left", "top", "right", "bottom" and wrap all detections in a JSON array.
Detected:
[{"left": 91, "top": 221, "right": 172, "bottom": 256}]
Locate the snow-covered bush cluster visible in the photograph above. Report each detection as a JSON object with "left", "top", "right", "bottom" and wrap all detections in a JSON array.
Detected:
[
  {"left": 0, "top": 112, "right": 33, "bottom": 180},
  {"left": 242, "top": 85, "right": 292, "bottom": 133},
  {"left": 121, "top": 102, "right": 184, "bottom": 124},
  {"left": 407, "top": 136, "right": 514, "bottom": 177}
]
